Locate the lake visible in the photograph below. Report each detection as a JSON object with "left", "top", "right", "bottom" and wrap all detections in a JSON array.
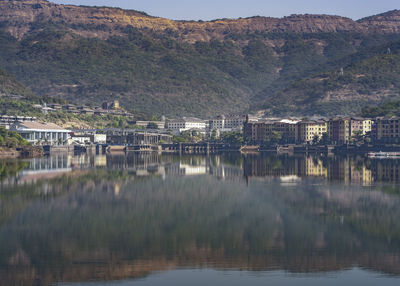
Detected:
[{"left": 1, "top": 152, "right": 400, "bottom": 285}]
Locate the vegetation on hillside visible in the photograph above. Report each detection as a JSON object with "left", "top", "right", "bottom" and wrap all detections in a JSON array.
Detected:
[
  {"left": 0, "top": 96, "right": 146, "bottom": 129},
  {"left": 361, "top": 100, "right": 400, "bottom": 117},
  {"left": 1, "top": 8, "right": 400, "bottom": 117},
  {"left": 0, "top": 127, "right": 28, "bottom": 148},
  {"left": 262, "top": 37, "right": 400, "bottom": 116},
  {"left": 0, "top": 68, "right": 33, "bottom": 97}
]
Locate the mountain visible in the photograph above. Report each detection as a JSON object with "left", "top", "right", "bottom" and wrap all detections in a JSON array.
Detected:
[{"left": 0, "top": 0, "right": 400, "bottom": 117}]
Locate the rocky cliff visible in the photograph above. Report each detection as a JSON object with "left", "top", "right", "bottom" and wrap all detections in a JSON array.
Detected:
[
  {"left": 358, "top": 9, "right": 400, "bottom": 33},
  {"left": 0, "top": 0, "right": 399, "bottom": 42}
]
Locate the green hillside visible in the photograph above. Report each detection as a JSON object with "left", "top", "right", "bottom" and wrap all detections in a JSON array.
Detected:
[
  {"left": 1, "top": 3, "right": 400, "bottom": 117},
  {"left": 260, "top": 38, "right": 400, "bottom": 116},
  {"left": 0, "top": 68, "right": 33, "bottom": 97}
]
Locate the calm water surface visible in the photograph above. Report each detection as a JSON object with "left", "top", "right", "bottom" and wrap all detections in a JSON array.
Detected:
[{"left": 1, "top": 153, "right": 400, "bottom": 285}]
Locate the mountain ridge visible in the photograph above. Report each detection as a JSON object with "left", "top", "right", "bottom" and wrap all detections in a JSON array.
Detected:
[
  {"left": 1, "top": 1, "right": 400, "bottom": 42},
  {"left": 1, "top": 0, "right": 400, "bottom": 117}
]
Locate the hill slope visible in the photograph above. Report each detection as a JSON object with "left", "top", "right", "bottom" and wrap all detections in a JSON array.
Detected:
[
  {"left": 0, "top": 1, "right": 400, "bottom": 117},
  {"left": 0, "top": 68, "right": 33, "bottom": 97},
  {"left": 261, "top": 39, "right": 400, "bottom": 116}
]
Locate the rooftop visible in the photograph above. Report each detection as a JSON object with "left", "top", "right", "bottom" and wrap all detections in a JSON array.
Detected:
[
  {"left": 12, "top": 122, "right": 69, "bottom": 131},
  {"left": 169, "top": 117, "right": 206, "bottom": 123}
]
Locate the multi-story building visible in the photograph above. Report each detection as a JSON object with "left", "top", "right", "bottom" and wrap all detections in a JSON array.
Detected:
[
  {"left": 328, "top": 117, "right": 350, "bottom": 144},
  {"left": 167, "top": 117, "right": 207, "bottom": 134},
  {"left": 328, "top": 117, "right": 373, "bottom": 144},
  {"left": 225, "top": 115, "right": 246, "bottom": 129},
  {"left": 243, "top": 121, "right": 268, "bottom": 143},
  {"left": 372, "top": 116, "right": 400, "bottom": 142},
  {"left": 297, "top": 120, "right": 328, "bottom": 143},
  {"left": 0, "top": 115, "right": 36, "bottom": 130},
  {"left": 273, "top": 119, "right": 299, "bottom": 143},
  {"left": 209, "top": 115, "right": 226, "bottom": 130},
  {"left": 134, "top": 121, "right": 166, "bottom": 129},
  {"left": 10, "top": 122, "right": 71, "bottom": 145},
  {"left": 243, "top": 118, "right": 299, "bottom": 144},
  {"left": 209, "top": 115, "right": 246, "bottom": 131}
]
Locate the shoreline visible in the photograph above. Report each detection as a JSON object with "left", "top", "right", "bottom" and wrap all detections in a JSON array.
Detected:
[
  {"left": 4, "top": 143, "right": 400, "bottom": 159},
  {"left": 0, "top": 146, "right": 43, "bottom": 159}
]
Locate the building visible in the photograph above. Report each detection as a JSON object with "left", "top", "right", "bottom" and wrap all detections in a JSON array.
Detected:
[
  {"left": 372, "top": 117, "right": 400, "bottom": 143},
  {"left": 243, "top": 120, "right": 268, "bottom": 143},
  {"left": 328, "top": 117, "right": 372, "bottom": 144},
  {"left": 243, "top": 117, "right": 299, "bottom": 144},
  {"left": 10, "top": 122, "right": 71, "bottom": 145},
  {"left": 68, "top": 135, "right": 92, "bottom": 145},
  {"left": 134, "top": 121, "right": 166, "bottom": 129},
  {"left": 48, "top": 103, "right": 62, "bottom": 110},
  {"left": 105, "top": 129, "right": 172, "bottom": 145},
  {"left": 167, "top": 117, "right": 207, "bottom": 134},
  {"left": 272, "top": 119, "right": 299, "bottom": 143},
  {"left": 0, "top": 115, "right": 36, "bottom": 130},
  {"left": 209, "top": 115, "right": 246, "bottom": 131},
  {"left": 68, "top": 132, "right": 107, "bottom": 145},
  {"left": 77, "top": 106, "right": 94, "bottom": 115},
  {"left": 297, "top": 120, "right": 328, "bottom": 143},
  {"left": 102, "top": 100, "right": 120, "bottom": 110}
]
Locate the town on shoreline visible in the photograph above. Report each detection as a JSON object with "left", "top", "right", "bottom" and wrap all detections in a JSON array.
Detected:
[{"left": 3, "top": 106, "right": 400, "bottom": 158}]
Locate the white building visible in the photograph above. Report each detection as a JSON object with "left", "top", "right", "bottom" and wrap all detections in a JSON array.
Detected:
[
  {"left": 0, "top": 115, "right": 36, "bottom": 130},
  {"left": 167, "top": 117, "right": 207, "bottom": 134},
  {"left": 209, "top": 115, "right": 246, "bottom": 131},
  {"left": 10, "top": 122, "right": 71, "bottom": 145}
]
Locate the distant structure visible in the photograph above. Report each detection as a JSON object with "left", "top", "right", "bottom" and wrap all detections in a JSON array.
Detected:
[
  {"left": 167, "top": 117, "right": 207, "bottom": 134},
  {"left": 10, "top": 122, "right": 71, "bottom": 145},
  {"left": 209, "top": 115, "right": 246, "bottom": 131},
  {"left": 102, "top": 100, "right": 120, "bottom": 110},
  {"left": 134, "top": 120, "right": 166, "bottom": 129},
  {"left": 339, "top": 67, "right": 344, "bottom": 76},
  {"left": 243, "top": 116, "right": 373, "bottom": 145},
  {"left": 0, "top": 115, "right": 36, "bottom": 130}
]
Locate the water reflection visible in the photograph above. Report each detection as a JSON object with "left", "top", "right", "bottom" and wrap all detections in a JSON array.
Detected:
[
  {"left": 1, "top": 153, "right": 400, "bottom": 285},
  {"left": 3, "top": 153, "right": 400, "bottom": 186}
]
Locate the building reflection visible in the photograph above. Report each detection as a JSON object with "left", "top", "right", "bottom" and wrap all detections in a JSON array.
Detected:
[
  {"left": 3, "top": 153, "right": 400, "bottom": 285},
  {"left": 4, "top": 153, "right": 400, "bottom": 187},
  {"left": 242, "top": 154, "right": 376, "bottom": 186}
]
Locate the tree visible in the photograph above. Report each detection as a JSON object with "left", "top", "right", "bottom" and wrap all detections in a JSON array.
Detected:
[
  {"left": 5, "top": 137, "right": 19, "bottom": 148},
  {"left": 352, "top": 130, "right": 365, "bottom": 144},
  {"left": 319, "top": 133, "right": 329, "bottom": 145},
  {"left": 221, "top": 131, "right": 243, "bottom": 145},
  {"left": 312, "top": 134, "right": 320, "bottom": 145},
  {"left": 173, "top": 130, "right": 204, "bottom": 143},
  {"left": 210, "top": 129, "right": 218, "bottom": 141},
  {"left": 265, "top": 131, "right": 282, "bottom": 145},
  {"left": 0, "top": 128, "right": 28, "bottom": 148},
  {"left": 147, "top": 122, "right": 159, "bottom": 129}
]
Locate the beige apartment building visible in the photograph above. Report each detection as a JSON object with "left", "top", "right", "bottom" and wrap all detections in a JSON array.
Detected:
[
  {"left": 328, "top": 117, "right": 373, "bottom": 144},
  {"left": 297, "top": 120, "right": 328, "bottom": 143},
  {"left": 373, "top": 117, "right": 400, "bottom": 141}
]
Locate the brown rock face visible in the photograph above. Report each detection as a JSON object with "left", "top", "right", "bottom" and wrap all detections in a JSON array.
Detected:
[
  {"left": 358, "top": 10, "right": 400, "bottom": 33},
  {"left": 0, "top": 1, "right": 399, "bottom": 42}
]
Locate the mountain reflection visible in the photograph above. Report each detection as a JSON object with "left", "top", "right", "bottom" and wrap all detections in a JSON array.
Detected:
[{"left": 1, "top": 153, "right": 400, "bottom": 285}]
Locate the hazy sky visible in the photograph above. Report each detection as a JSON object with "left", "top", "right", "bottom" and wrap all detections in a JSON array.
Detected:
[{"left": 52, "top": 0, "right": 399, "bottom": 21}]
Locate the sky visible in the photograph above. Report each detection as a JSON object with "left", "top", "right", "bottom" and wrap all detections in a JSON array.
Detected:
[{"left": 51, "top": 0, "right": 399, "bottom": 21}]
